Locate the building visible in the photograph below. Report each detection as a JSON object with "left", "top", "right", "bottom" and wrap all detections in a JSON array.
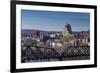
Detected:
[{"left": 63, "top": 24, "right": 73, "bottom": 37}]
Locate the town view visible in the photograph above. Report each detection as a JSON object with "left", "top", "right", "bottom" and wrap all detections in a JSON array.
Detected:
[{"left": 21, "top": 10, "right": 90, "bottom": 63}]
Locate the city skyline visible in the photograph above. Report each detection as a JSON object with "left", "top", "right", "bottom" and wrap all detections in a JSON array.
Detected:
[{"left": 21, "top": 10, "right": 90, "bottom": 32}]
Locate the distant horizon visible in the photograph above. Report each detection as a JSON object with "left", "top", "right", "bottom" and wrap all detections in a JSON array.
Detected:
[
  {"left": 21, "top": 10, "right": 90, "bottom": 31},
  {"left": 22, "top": 28, "right": 90, "bottom": 32}
]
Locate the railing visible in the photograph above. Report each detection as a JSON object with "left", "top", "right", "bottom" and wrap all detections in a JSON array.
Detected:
[{"left": 21, "top": 46, "right": 90, "bottom": 62}]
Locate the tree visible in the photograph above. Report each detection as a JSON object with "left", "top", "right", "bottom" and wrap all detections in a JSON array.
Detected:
[{"left": 61, "top": 36, "right": 72, "bottom": 46}]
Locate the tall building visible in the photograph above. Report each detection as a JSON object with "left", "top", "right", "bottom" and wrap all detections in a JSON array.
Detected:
[{"left": 63, "top": 24, "right": 73, "bottom": 37}]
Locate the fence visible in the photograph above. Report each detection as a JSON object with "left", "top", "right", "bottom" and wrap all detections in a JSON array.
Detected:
[{"left": 21, "top": 46, "right": 90, "bottom": 62}]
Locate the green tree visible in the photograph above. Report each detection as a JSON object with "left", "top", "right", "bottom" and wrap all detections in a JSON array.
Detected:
[{"left": 61, "top": 36, "right": 72, "bottom": 46}]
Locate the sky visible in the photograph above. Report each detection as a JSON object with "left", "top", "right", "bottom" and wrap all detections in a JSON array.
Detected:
[{"left": 21, "top": 10, "right": 90, "bottom": 32}]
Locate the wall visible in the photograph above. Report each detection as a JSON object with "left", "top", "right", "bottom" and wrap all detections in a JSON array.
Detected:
[{"left": 0, "top": 0, "right": 99, "bottom": 73}]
